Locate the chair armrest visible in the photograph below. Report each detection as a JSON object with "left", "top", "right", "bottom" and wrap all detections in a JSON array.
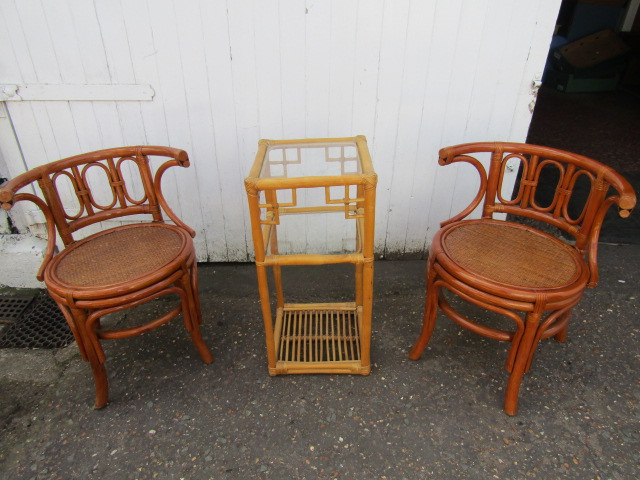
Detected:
[
  {"left": 601, "top": 166, "right": 636, "bottom": 218},
  {"left": 0, "top": 183, "right": 58, "bottom": 281},
  {"left": 150, "top": 148, "right": 196, "bottom": 238},
  {"left": 438, "top": 146, "right": 489, "bottom": 227},
  {"left": 585, "top": 169, "right": 636, "bottom": 287}
]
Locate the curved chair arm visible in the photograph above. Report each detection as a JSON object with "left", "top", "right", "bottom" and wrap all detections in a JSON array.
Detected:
[
  {"left": 585, "top": 176, "right": 636, "bottom": 287},
  {"left": 0, "top": 189, "right": 58, "bottom": 281},
  {"left": 599, "top": 166, "right": 636, "bottom": 218},
  {"left": 438, "top": 146, "right": 489, "bottom": 227},
  {"left": 0, "top": 164, "right": 48, "bottom": 206},
  {"left": 585, "top": 197, "right": 618, "bottom": 287},
  {"left": 150, "top": 148, "right": 196, "bottom": 238},
  {"left": 438, "top": 142, "right": 636, "bottom": 225},
  {"left": 575, "top": 162, "right": 635, "bottom": 288}
]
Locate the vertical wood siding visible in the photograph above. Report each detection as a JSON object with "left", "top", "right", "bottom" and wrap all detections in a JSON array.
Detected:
[{"left": 0, "top": 0, "right": 560, "bottom": 260}]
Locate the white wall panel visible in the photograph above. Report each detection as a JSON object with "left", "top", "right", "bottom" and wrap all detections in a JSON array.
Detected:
[
  {"left": 382, "top": 0, "right": 437, "bottom": 257},
  {"left": 279, "top": 1, "right": 307, "bottom": 139},
  {"left": 425, "top": 0, "right": 487, "bottom": 233},
  {"left": 200, "top": 1, "right": 250, "bottom": 261},
  {"left": 404, "top": 0, "right": 464, "bottom": 254},
  {"left": 372, "top": 0, "right": 411, "bottom": 256},
  {"left": 0, "top": 0, "right": 561, "bottom": 261}
]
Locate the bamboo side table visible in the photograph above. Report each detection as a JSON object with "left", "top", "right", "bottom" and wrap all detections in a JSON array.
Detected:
[{"left": 244, "top": 136, "right": 377, "bottom": 375}]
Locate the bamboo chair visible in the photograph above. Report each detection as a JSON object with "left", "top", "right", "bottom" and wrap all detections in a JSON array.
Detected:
[
  {"left": 0, "top": 146, "right": 213, "bottom": 408},
  {"left": 409, "top": 142, "right": 636, "bottom": 415}
]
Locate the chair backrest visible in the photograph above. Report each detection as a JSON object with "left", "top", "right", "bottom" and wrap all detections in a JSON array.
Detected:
[
  {"left": 0, "top": 146, "right": 192, "bottom": 280},
  {"left": 438, "top": 142, "right": 636, "bottom": 284}
]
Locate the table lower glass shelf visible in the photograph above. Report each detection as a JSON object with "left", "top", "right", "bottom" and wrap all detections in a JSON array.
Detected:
[{"left": 271, "top": 303, "right": 370, "bottom": 375}]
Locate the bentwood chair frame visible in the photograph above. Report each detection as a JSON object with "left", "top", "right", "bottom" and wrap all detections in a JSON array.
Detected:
[
  {"left": 245, "top": 136, "right": 377, "bottom": 375},
  {"left": 409, "top": 142, "right": 636, "bottom": 415},
  {"left": 0, "top": 146, "right": 213, "bottom": 408}
]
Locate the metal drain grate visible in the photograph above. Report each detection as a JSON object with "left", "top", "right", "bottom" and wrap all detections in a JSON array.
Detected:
[
  {"left": 0, "top": 296, "right": 35, "bottom": 323},
  {"left": 0, "top": 292, "right": 75, "bottom": 349}
]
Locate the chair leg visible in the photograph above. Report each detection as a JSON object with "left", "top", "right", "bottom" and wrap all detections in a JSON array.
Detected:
[
  {"left": 70, "top": 308, "right": 109, "bottom": 408},
  {"left": 554, "top": 311, "right": 570, "bottom": 343},
  {"left": 521, "top": 309, "right": 571, "bottom": 373},
  {"left": 409, "top": 266, "right": 439, "bottom": 360},
  {"left": 554, "top": 327, "right": 567, "bottom": 343},
  {"left": 504, "top": 323, "right": 525, "bottom": 373},
  {"left": 504, "top": 311, "right": 542, "bottom": 415},
  {"left": 181, "top": 269, "right": 214, "bottom": 365},
  {"left": 89, "top": 358, "right": 109, "bottom": 409},
  {"left": 190, "top": 262, "right": 204, "bottom": 326}
]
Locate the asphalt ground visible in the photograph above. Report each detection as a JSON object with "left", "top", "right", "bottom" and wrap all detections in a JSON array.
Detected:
[{"left": 0, "top": 243, "right": 638, "bottom": 480}]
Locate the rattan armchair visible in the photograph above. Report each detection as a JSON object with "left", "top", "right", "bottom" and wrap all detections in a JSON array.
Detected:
[
  {"left": 0, "top": 146, "right": 213, "bottom": 408},
  {"left": 409, "top": 142, "right": 636, "bottom": 415}
]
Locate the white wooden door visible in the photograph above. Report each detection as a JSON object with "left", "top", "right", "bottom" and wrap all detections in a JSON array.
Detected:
[
  {"left": 0, "top": 0, "right": 561, "bottom": 261},
  {"left": 0, "top": 102, "right": 31, "bottom": 234}
]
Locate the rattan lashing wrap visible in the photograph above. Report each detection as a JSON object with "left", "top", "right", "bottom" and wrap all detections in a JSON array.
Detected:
[
  {"left": 443, "top": 222, "right": 580, "bottom": 288},
  {"left": 54, "top": 225, "right": 184, "bottom": 287}
]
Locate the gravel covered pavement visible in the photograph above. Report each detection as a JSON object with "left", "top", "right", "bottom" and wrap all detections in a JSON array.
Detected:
[{"left": 1, "top": 245, "right": 638, "bottom": 479}]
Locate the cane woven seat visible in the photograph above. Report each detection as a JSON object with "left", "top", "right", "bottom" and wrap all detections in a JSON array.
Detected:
[
  {"left": 441, "top": 220, "right": 582, "bottom": 289},
  {"left": 52, "top": 224, "right": 188, "bottom": 289}
]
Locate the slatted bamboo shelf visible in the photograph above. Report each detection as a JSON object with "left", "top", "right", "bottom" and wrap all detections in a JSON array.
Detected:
[
  {"left": 245, "top": 136, "right": 377, "bottom": 375},
  {"left": 274, "top": 303, "right": 363, "bottom": 374}
]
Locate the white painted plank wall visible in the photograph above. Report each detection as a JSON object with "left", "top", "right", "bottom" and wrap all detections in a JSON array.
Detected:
[{"left": 0, "top": 0, "right": 561, "bottom": 261}]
